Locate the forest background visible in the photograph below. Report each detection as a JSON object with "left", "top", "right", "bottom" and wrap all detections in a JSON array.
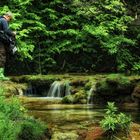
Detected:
[{"left": 0, "top": 0, "right": 140, "bottom": 75}]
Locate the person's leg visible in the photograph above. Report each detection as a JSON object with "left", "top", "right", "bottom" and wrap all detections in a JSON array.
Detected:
[{"left": 0, "top": 42, "right": 9, "bottom": 80}]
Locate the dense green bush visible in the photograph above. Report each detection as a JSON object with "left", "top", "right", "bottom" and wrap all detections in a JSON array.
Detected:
[{"left": 0, "top": 88, "right": 47, "bottom": 140}]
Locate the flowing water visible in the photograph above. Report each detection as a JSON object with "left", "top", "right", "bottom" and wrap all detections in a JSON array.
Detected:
[{"left": 48, "top": 81, "right": 71, "bottom": 97}]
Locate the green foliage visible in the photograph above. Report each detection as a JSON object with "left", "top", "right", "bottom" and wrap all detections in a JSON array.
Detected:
[
  {"left": 0, "top": 0, "right": 139, "bottom": 74},
  {"left": 100, "top": 102, "right": 131, "bottom": 137},
  {"left": 0, "top": 0, "right": 46, "bottom": 60},
  {"left": 0, "top": 88, "right": 23, "bottom": 140},
  {"left": 0, "top": 87, "right": 47, "bottom": 140}
]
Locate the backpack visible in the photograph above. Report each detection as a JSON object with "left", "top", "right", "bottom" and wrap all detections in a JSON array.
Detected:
[
  {"left": 0, "top": 30, "right": 10, "bottom": 44},
  {"left": 0, "top": 17, "right": 17, "bottom": 54}
]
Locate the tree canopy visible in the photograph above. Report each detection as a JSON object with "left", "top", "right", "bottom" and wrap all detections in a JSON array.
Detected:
[{"left": 0, "top": 0, "right": 140, "bottom": 74}]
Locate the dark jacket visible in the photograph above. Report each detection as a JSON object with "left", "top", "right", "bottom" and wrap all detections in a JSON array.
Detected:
[{"left": 0, "top": 17, "right": 14, "bottom": 36}]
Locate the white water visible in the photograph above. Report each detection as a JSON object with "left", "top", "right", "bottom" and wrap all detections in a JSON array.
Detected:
[
  {"left": 87, "top": 82, "right": 96, "bottom": 104},
  {"left": 47, "top": 81, "right": 71, "bottom": 98}
]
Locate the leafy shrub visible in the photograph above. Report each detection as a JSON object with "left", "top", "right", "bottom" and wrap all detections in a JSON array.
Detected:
[
  {"left": 100, "top": 102, "right": 131, "bottom": 138},
  {"left": 0, "top": 87, "right": 47, "bottom": 140}
]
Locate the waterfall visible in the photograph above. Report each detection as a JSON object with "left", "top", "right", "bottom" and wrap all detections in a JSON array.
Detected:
[
  {"left": 87, "top": 83, "right": 96, "bottom": 104},
  {"left": 47, "top": 81, "right": 71, "bottom": 98}
]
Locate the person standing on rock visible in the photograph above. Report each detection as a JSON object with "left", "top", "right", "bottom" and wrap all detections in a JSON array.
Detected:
[{"left": 0, "top": 12, "right": 16, "bottom": 80}]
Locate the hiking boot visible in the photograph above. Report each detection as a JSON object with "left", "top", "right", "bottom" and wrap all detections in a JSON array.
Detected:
[{"left": 0, "top": 68, "right": 9, "bottom": 80}]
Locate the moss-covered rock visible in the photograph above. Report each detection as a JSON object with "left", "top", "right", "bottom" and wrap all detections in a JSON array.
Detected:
[
  {"left": 62, "top": 89, "right": 87, "bottom": 104},
  {"left": 0, "top": 81, "right": 28, "bottom": 96},
  {"left": 10, "top": 75, "right": 59, "bottom": 85},
  {"left": 70, "top": 79, "right": 89, "bottom": 87},
  {"left": 73, "top": 90, "right": 87, "bottom": 104},
  {"left": 96, "top": 74, "right": 133, "bottom": 96},
  {"left": 3, "top": 74, "right": 140, "bottom": 105},
  {"left": 84, "top": 81, "right": 93, "bottom": 90},
  {"left": 62, "top": 95, "right": 75, "bottom": 104},
  {"left": 94, "top": 74, "right": 135, "bottom": 104}
]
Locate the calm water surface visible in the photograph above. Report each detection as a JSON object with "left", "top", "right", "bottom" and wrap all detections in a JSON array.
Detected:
[{"left": 28, "top": 103, "right": 140, "bottom": 131}]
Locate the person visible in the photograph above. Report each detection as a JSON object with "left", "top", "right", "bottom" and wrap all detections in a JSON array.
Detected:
[{"left": 0, "top": 12, "right": 16, "bottom": 80}]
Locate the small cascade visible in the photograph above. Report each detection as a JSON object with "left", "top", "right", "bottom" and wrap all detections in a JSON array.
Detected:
[
  {"left": 47, "top": 81, "right": 71, "bottom": 98},
  {"left": 24, "top": 85, "right": 37, "bottom": 96},
  {"left": 87, "top": 83, "right": 96, "bottom": 104}
]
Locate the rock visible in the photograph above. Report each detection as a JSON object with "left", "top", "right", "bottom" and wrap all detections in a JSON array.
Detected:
[
  {"left": 73, "top": 90, "right": 87, "bottom": 104},
  {"left": 130, "top": 123, "right": 140, "bottom": 140},
  {"left": 132, "top": 84, "right": 140, "bottom": 101},
  {"left": 77, "top": 130, "right": 87, "bottom": 140},
  {"left": 70, "top": 79, "right": 89, "bottom": 86},
  {"left": 94, "top": 75, "right": 135, "bottom": 104},
  {"left": 0, "top": 81, "right": 28, "bottom": 96}
]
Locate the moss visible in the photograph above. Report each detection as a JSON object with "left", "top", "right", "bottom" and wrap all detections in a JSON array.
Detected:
[
  {"left": 0, "top": 81, "right": 28, "bottom": 96},
  {"left": 84, "top": 81, "right": 92, "bottom": 90},
  {"left": 10, "top": 75, "right": 61, "bottom": 84},
  {"left": 62, "top": 95, "right": 75, "bottom": 104},
  {"left": 73, "top": 90, "right": 87, "bottom": 104}
]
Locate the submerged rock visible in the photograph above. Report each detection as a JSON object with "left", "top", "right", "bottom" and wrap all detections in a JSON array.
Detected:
[{"left": 51, "top": 131, "right": 78, "bottom": 140}]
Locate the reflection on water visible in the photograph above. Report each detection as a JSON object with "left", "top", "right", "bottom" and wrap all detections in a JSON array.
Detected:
[
  {"left": 28, "top": 104, "right": 140, "bottom": 132},
  {"left": 29, "top": 105, "right": 104, "bottom": 131}
]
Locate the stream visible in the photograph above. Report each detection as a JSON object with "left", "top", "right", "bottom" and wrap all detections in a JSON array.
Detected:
[{"left": 25, "top": 98, "right": 140, "bottom": 139}]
